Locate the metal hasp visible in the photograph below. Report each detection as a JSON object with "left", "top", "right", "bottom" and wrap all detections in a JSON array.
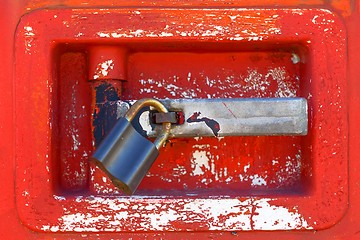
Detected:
[
  {"left": 91, "top": 98, "right": 171, "bottom": 195},
  {"left": 118, "top": 98, "right": 308, "bottom": 138}
]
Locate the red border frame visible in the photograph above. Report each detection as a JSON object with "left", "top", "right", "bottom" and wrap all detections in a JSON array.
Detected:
[{"left": 14, "top": 8, "right": 347, "bottom": 232}]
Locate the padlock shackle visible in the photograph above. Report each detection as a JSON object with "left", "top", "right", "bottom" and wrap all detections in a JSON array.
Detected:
[{"left": 124, "top": 98, "right": 171, "bottom": 149}]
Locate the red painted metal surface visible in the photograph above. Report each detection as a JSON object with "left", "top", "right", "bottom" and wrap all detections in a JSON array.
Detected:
[{"left": 1, "top": 0, "right": 360, "bottom": 239}]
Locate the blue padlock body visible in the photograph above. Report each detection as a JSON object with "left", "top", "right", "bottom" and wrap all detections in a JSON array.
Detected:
[{"left": 91, "top": 117, "right": 159, "bottom": 195}]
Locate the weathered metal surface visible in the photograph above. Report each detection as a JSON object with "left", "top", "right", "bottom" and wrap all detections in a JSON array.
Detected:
[
  {"left": 117, "top": 98, "right": 308, "bottom": 137},
  {"left": 8, "top": 5, "right": 352, "bottom": 239},
  {"left": 92, "top": 82, "right": 122, "bottom": 147}
]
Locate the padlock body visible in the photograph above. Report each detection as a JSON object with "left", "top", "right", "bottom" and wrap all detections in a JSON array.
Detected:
[{"left": 91, "top": 117, "right": 159, "bottom": 195}]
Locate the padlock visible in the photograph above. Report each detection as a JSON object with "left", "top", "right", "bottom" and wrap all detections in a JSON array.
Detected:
[{"left": 91, "top": 98, "right": 172, "bottom": 195}]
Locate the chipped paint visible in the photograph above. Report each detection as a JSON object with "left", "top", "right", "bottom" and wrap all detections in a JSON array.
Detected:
[
  {"left": 39, "top": 197, "right": 311, "bottom": 232},
  {"left": 24, "top": 25, "right": 35, "bottom": 53},
  {"left": 243, "top": 163, "right": 251, "bottom": 173},
  {"left": 266, "top": 67, "right": 298, "bottom": 97},
  {"left": 71, "top": 131, "right": 80, "bottom": 151},
  {"left": 93, "top": 60, "right": 114, "bottom": 79},
  {"left": 137, "top": 65, "right": 298, "bottom": 99},
  {"left": 250, "top": 174, "right": 267, "bottom": 186},
  {"left": 95, "top": 10, "right": 281, "bottom": 42},
  {"left": 291, "top": 53, "right": 300, "bottom": 64},
  {"left": 272, "top": 151, "right": 302, "bottom": 186},
  {"left": 191, "top": 150, "right": 211, "bottom": 176}
]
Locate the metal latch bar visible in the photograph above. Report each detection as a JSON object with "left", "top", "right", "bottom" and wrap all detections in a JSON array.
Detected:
[{"left": 116, "top": 98, "right": 308, "bottom": 138}]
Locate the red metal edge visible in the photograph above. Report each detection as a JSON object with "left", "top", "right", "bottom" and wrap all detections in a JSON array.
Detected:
[
  {"left": 13, "top": 8, "right": 347, "bottom": 233},
  {"left": 20, "top": 0, "right": 354, "bottom": 18}
]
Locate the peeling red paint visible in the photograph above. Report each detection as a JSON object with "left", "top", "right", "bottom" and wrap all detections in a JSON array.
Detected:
[{"left": 12, "top": 8, "right": 347, "bottom": 234}]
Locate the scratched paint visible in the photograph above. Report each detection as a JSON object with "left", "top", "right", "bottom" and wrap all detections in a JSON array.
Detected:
[
  {"left": 135, "top": 67, "right": 299, "bottom": 99},
  {"left": 95, "top": 10, "right": 282, "bottom": 41},
  {"left": 57, "top": 53, "right": 92, "bottom": 191}
]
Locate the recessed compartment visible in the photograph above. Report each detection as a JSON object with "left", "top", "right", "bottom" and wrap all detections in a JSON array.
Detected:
[{"left": 52, "top": 43, "right": 309, "bottom": 197}]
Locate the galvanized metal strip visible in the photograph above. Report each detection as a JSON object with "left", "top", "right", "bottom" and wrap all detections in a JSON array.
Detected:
[{"left": 116, "top": 98, "right": 308, "bottom": 138}]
